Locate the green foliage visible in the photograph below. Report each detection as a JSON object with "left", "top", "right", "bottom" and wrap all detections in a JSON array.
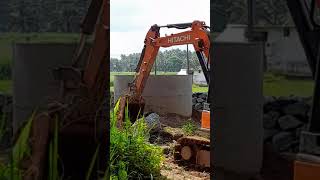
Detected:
[
  {"left": 110, "top": 49, "right": 202, "bottom": 72},
  {"left": 48, "top": 117, "right": 59, "bottom": 180},
  {"left": 0, "top": 113, "right": 6, "bottom": 141},
  {"left": 86, "top": 144, "right": 100, "bottom": 180},
  {"left": 110, "top": 100, "right": 164, "bottom": 179},
  {"left": 12, "top": 112, "right": 35, "bottom": 169},
  {"left": 0, "top": 162, "right": 20, "bottom": 180},
  {"left": 0, "top": 64, "right": 11, "bottom": 80},
  {"left": 216, "top": 0, "right": 291, "bottom": 25},
  {"left": 182, "top": 121, "right": 197, "bottom": 135},
  {"left": 8, "top": 0, "right": 89, "bottom": 32},
  {"left": 0, "top": 111, "right": 36, "bottom": 180}
]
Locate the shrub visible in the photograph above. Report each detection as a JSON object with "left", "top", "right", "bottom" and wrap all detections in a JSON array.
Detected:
[{"left": 110, "top": 100, "right": 164, "bottom": 179}]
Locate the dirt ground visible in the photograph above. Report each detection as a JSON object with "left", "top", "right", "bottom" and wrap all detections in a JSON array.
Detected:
[
  {"left": 160, "top": 157, "right": 210, "bottom": 180},
  {"left": 152, "top": 114, "right": 211, "bottom": 180}
]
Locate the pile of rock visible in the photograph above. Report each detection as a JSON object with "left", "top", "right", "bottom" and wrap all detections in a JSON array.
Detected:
[
  {"left": 263, "top": 96, "right": 312, "bottom": 153},
  {"left": 191, "top": 94, "right": 313, "bottom": 154},
  {"left": 192, "top": 92, "right": 209, "bottom": 111}
]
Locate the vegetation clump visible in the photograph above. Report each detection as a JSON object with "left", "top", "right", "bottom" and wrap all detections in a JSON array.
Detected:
[
  {"left": 182, "top": 121, "right": 197, "bottom": 135},
  {"left": 110, "top": 100, "right": 164, "bottom": 179}
]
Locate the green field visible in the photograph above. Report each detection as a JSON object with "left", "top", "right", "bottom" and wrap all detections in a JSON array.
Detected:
[{"left": 111, "top": 72, "right": 315, "bottom": 96}]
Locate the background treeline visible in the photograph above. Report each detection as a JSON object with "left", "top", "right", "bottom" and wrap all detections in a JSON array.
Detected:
[
  {"left": 111, "top": 49, "right": 203, "bottom": 72},
  {"left": 0, "top": 0, "right": 90, "bottom": 32},
  {"left": 213, "top": 0, "right": 292, "bottom": 26},
  {"left": 0, "top": 0, "right": 294, "bottom": 33}
]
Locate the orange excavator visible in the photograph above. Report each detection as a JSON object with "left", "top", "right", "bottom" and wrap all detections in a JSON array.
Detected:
[
  {"left": 116, "top": 20, "right": 210, "bottom": 124},
  {"left": 116, "top": 20, "right": 211, "bottom": 167}
]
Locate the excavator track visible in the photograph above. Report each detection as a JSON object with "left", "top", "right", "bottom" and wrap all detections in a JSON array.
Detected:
[{"left": 174, "top": 136, "right": 210, "bottom": 170}]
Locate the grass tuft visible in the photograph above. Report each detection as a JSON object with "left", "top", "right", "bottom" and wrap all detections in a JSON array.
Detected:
[
  {"left": 182, "top": 121, "right": 197, "bottom": 135},
  {"left": 110, "top": 99, "right": 164, "bottom": 179}
]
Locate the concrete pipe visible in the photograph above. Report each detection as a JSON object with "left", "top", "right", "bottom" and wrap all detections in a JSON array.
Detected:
[
  {"left": 12, "top": 43, "right": 91, "bottom": 133},
  {"left": 114, "top": 75, "right": 192, "bottom": 117}
]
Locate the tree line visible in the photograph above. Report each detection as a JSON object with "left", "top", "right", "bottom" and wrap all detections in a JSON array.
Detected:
[
  {"left": 213, "top": 0, "right": 293, "bottom": 27},
  {"left": 110, "top": 49, "right": 203, "bottom": 72},
  {"left": 1, "top": 0, "right": 301, "bottom": 33},
  {"left": 7, "top": 0, "right": 89, "bottom": 32}
]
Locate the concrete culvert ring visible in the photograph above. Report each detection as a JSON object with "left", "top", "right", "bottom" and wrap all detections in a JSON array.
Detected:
[{"left": 181, "top": 145, "right": 193, "bottom": 160}]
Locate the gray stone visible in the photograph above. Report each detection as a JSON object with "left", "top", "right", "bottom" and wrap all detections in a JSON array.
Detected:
[
  {"left": 199, "top": 93, "right": 207, "bottom": 99},
  {"left": 197, "top": 98, "right": 205, "bottom": 103},
  {"left": 300, "top": 131, "right": 320, "bottom": 155},
  {"left": 264, "top": 129, "right": 279, "bottom": 141},
  {"left": 307, "top": 109, "right": 311, "bottom": 118},
  {"left": 194, "top": 103, "right": 203, "bottom": 110},
  {"left": 264, "top": 96, "right": 275, "bottom": 104},
  {"left": 283, "top": 102, "right": 309, "bottom": 117},
  {"left": 192, "top": 97, "right": 197, "bottom": 104},
  {"left": 295, "top": 125, "right": 308, "bottom": 139},
  {"left": 144, "top": 113, "right": 161, "bottom": 130},
  {"left": 272, "top": 132, "right": 294, "bottom": 152},
  {"left": 302, "top": 96, "right": 313, "bottom": 107},
  {"left": 278, "top": 115, "right": 303, "bottom": 130},
  {"left": 263, "top": 111, "right": 279, "bottom": 129}
]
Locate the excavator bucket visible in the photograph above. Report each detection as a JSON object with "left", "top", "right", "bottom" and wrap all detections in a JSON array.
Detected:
[{"left": 116, "top": 96, "right": 145, "bottom": 127}]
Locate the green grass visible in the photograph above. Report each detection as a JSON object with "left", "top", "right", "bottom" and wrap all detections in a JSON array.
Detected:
[
  {"left": 263, "top": 73, "right": 313, "bottom": 97},
  {"left": 192, "top": 84, "right": 208, "bottom": 93},
  {"left": 110, "top": 100, "right": 164, "bottom": 179},
  {"left": 182, "top": 120, "right": 197, "bottom": 135},
  {"left": 110, "top": 72, "right": 315, "bottom": 96},
  {"left": 0, "top": 80, "right": 12, "bottom": 94}
]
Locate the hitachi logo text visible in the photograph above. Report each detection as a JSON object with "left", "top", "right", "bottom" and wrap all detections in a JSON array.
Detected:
[{"left": 168, "top": 35, "right": 191, "bottom": 44}]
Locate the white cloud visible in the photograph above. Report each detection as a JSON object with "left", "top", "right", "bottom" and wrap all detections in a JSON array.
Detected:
[{"left": 110, "top": 0, "right": 210, "bottom": 58}]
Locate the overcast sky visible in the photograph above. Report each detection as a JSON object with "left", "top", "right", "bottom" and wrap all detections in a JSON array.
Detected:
[{"left": 110, "top": 0, "right": 210, "bottom": 58}]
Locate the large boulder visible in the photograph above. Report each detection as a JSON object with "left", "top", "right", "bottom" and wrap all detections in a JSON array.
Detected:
[
  {"left": 278, "top": 115, "right": 303, "bottom": 131},
  {"left": 263, "top": 111, "right": 280, "bottom": 129},
  {"left": 144, "top": 113, "right": 161, "bottom": 131},
  {"left": 272, "top": 132, "right": 295, "bottom": 152},
  {"left": 283, "top": 102, "right": 309, "bottom": 117}
]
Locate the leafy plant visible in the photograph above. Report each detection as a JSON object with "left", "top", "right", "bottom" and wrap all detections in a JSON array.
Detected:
[
  {"left": 0, "top": 111, "right": 36, "bottom": 180},
  {"left": 109, "top": 99, "right": 164, "bottom": 179},
  {"left": 182, "top": 121, "right": 197, "bottom": 135},
  {"left": 48, "top": 117, "right": 59, "bottom": 180},
  {"left": 86, "top": 144, "right": 100, "bottom": 180},
  {"left": 0, "top": 113, "right": 7, "bottom": 142}
]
